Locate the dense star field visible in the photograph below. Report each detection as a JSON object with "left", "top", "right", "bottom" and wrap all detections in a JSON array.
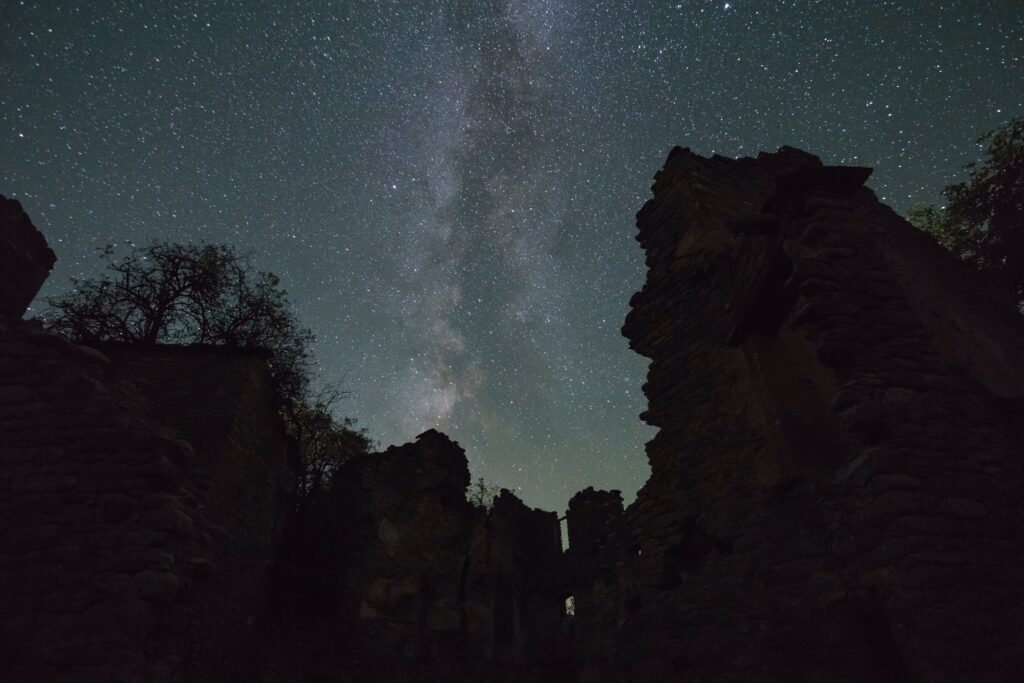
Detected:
[{"left": 3, "top": 1, "right": 1021, "bottom": 513}]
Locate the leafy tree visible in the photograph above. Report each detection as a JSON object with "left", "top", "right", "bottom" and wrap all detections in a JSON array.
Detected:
[
  {"left": 46, "top": 240, "right": 377, "bottom": 507},
  {"left": 44, "top": 241, "right": 314, "bottom": 403},
  {"left": 907, "top": 203, "right": 956, "bottom": 251},
  {"left": 945, "top": 116, "right": 1024, "bottom": 308},
  {"left": 288, "top": 383, "right": 374, "bottom": 505},
  {"left": 466, "top": 477, "right": 502, "bottom": 510},
  {"left": 908, "top": 116, "right": 1024, "bottom": 312}
]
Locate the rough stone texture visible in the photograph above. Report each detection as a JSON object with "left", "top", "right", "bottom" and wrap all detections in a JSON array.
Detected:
[
  {"left": 6, "top": 153, "right": 1024, "bottom": 680},
  {"left": 98, "top": 343, "right": 297, "bottom": 681},
  {"left": 567, "top": 147, "right": 1024, "bottom": 682},
  {"left": 0, "top": 247, "right": 567, "bottom": 681},
  {"left": 564, "top": 488, "right": 626, "bottom": 674},
  {"left": 0, "top": 195, "right": 56, "bottom": 318},
  {"left": 0, "top": 325, "right": 294, "bottom": 681},
  {"left": 256, "top": 429, "right": 573, "bottom": 682}
]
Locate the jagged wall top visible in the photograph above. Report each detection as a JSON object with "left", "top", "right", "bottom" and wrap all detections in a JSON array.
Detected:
[
  {"left": 581, "top": 144, "right": 1024, "bottom": 681},
  {"left": 0, "top": 195, "right": 56, "bottom": 318}
]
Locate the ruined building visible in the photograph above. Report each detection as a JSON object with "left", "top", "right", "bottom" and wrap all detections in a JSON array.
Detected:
[
  {"left": 2, "top": 145, "right": 1023, "bottom": 681},
  {"left": 257, "top": 430, "right": 570, "bottom": 681},
  {"left": 569, "top": 147, "right": 1024, "bottom": 682},
  {"left": 0, "top": 197, "right": 569, "bottom": 682},
  {"left": 0, "top": 197, "right": 296, "bottom": 679}
]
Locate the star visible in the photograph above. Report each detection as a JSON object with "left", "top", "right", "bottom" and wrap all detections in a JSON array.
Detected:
[{"left": 2, "top": 0, "right": 1020, "bottom": 512}]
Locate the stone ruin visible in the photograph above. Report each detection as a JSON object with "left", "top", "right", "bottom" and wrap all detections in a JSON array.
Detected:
[
  {"left": 575, "top": 146, "right": 1024, "bottom": 682},
  {"left": 260, "top": 429, "right": 570, "bottom": 681},
  {"left": 0, "top": 196, "right": 55, "bottom": 318},
  {"left": 1, "top": 145, "right": 1023, "bottom": 681}
]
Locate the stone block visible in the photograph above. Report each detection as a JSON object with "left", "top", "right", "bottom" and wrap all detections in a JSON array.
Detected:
[{"left": 131, "top": 569, "right": 180, "bottom": 604}]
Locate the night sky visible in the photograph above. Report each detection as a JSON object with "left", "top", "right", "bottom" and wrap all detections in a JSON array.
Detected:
[{"left": 3, "top": 1, "right": 1022, "bottom": 513}]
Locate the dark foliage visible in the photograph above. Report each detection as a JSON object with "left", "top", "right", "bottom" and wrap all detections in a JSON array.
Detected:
[
  {"left": 287, "top": 383, "right": 374, "bottom": 506},
  {"left": 908, "top": 116, "right": 1024, "bottom": 312},
  {"left": 466, "top": 476, "right": 502, "bottom": 510}
]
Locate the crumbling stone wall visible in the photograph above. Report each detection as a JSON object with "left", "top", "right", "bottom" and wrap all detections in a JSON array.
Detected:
[
  {"left": 0, "top": 195, "right": 55, "bottom": 318},
  {"left": 564, "top": 488, "right": 625, "bottom": 674},
  {"left": 258, "top": 430, "right": 572, "bottom": 683},
  {"left": 0, "top": 326, "right": 294, "bottom": 682},
  {"left": 1, "top": 204, "right": 571, "bottom": 682},
  {"left": 568, "top": 147, "right": 1024, "bottom": 682},
  {"left": 0, "top": 320, "right": 197, "bottom": 680},
  {"left": 99, "top": 344, "right": 296, "bottom": 681},
  {"left": 0, "top": 230, "right": 295, "bottom": 683},
  {"left": 8, "top": 151, "right": 1024, "bottom": 681},
  {"left": 480, "top": 489, "right": 571, "bottom": 678}
]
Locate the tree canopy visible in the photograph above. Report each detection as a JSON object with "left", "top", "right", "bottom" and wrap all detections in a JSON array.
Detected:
[
  {"left": 466, "top": 477, "right": 502, "bottom": 510},
  {"left": 908, "top": 116, "right": 1024, "bottom": 312},
  {"left": 288, "top": 384, "right": 374, "bottom": 505},
  {"left": 45, "top": 241, "right": 314, "bottom": 403},
  {"left": 45, "top": 240, "right": 376, "bottom": 502}
]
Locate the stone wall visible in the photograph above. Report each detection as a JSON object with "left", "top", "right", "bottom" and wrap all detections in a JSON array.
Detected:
[
  {"left": 0, "top": 206, "right": 571, "bottom": 681},
  {"left": 99, "top": 344, "right": 296, "bottom": 681},
  {"left": 0, "top": 324, "right": 294, "bottom": 681},
  {"left": 257, "top": 429, "right": 573, "bottom": 682},
  {"left": 567, "top": 147, "right": 1024, "bottom": 682},
  {"left": 0, "top": 195, "right": 56, "bottom": 318},
  {"left": 7, "top": 151, "right": 1024, "bottom": 680},
  {"left": 482, "top": 488, "right": 571, "bottom": 678},
  {"left": 564, "top": 488, "right": 626, "bottom": 675}
]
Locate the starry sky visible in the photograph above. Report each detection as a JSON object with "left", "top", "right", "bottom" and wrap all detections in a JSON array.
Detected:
[{"left": 3, "top": 1, "right": 1022, "bottom": 513}]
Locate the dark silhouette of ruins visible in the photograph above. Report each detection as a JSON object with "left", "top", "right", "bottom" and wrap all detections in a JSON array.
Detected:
[{"left": 2, "top": 147, "right": 1023, "bottom": 681}]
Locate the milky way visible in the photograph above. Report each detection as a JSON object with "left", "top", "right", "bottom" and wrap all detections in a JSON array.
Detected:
[{"left": 3, "top": 1, "right": 1022, "bottom": 512}]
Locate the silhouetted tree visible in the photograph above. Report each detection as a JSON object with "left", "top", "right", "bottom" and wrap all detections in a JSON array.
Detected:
[
  {"left": 467, "top": 477, "right": 502, "bottom": 510},
  {"left": 288, "top": 383, "right": 374, "bottom": 505},
  {"left": 44, "top": 241, "right": 315, "bottom": 403},
  {"left": 908, "top": 116, "right": 1024, "bottom": 312},
  {"left": 907, "top": 203, "right": 956, "bottom": 251},
  {"left": 46, "top": 240, "right": 378, "bottom": 508}
]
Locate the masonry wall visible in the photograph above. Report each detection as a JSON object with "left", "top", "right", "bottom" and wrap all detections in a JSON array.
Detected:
[
  {"left": 0, "top": 196, "right": 55, "bottom": 318},
  {"left": 100, "top": 344, "right": 296, "bottom": 681},
  {"left": 257, "top": 429, "right": 573, "bottom": 683},
  {"left": 564, "top": 488, "right": 626, "bottom": 675},
  {"left": 8, "top": 151, "right": 1024, "bottom": 681},
  {"left": 0, "top": 198, "right": 570, "bottom": 681},
  {"left": 0, "top": 320, "right": 204, "bottom": 681},
  {"left": 568, "top": 147, "right": 1024, "bottom": 682},
  {"left": 0, "top": 324, "right": 294, "bottom": 682}
]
